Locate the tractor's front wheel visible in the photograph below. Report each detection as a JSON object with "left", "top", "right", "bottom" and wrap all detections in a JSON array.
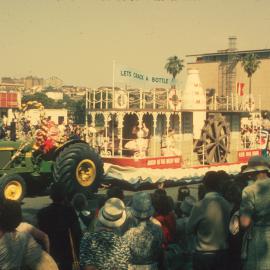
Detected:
[
  {"left": 0, "top": 174, "right": 26, "bottom": 202},
  {"left": 53, "top": 143, "right": 104, "bottom": 198}
]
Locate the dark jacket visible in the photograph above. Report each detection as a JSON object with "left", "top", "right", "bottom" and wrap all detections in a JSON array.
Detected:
[{"left": 37, "top": 203, "right": 82, "bottom": 269}]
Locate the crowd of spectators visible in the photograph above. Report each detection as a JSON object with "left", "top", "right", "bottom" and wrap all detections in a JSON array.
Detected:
[
  {"left": 1, "top": 155, "right": 270, "bottom": 270},
  {"left": 0, "top": 115, "right": 85, "bottom": 144}
]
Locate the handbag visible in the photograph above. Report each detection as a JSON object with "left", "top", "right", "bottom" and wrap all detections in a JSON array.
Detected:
[
  {"left": 68, "top": 229, "right": 80, "bottom": 270},
  {"left": 241, "top": 225, "right": 253, "bottom": 260}
]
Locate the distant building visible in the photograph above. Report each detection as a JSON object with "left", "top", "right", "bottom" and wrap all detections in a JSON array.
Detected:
[
  {"left": 62, "top": 85, "right": 86, "bottom": 100},
  {"left": 45, "top": 90, "right": 64, "bottom": 100},
  {"left": 0, "top": 91, "right": 21, "bottom": 118},
  {"left": 0, "top": 82, "right": 24, "bottom": 92},
  {"left": 45, "top": 76, "right": 63, "bottom": 89},
  {"left": 186, "top": 37, "right": 270, "bottom": 109},
  {"left": 24, "top": 76, "right": 44, "bottom": 90},
  {"left": 62, "top": 85, "right": 77, "bottom": 97},
  {"left": 2, "top": 77, "right": 17, "bottom": 84},
  {"left": 25, "top": 108, "right": 68, "bottom": 125},
  {"left": 2, "top": 76, "right": 44, "bottom": 92}
]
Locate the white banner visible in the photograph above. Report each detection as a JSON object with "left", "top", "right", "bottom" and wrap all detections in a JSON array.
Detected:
[
  {"left": 114, "top": 63, "right": 174, "bottom": 86},
  {"left": 103, "top": 163, "right": 244, "bottom": 184}
]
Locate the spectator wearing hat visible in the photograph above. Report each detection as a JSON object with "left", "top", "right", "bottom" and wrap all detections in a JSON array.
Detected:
[
  {"left": 123, "top": 192, "right": 164, "bottom": 270},
  {"left": 37, "top": 183, "right": 82, "bottom": 270},
  {"left": 187, "top": 171, "right": 232, "bottom": 270},
  {"left": 171, "top": 195, "right": 196, "bottom": 270},
  {"left": 0, "top": 199, "right": 58, "bottom": 270},
  {"left": 72, "top": 193, "right": 93, "bottom": 233},
  {"left": 80, "top": 198, "right": 130, "bottom": 270},
  {"left": 239, "top": 156, "right": 270, "bottom": 270},
  {"left": 176, "top": 195, "right": 196, "bottom": 244},
  {"left": 89, "top": 186, "right": 128, "bottom": 235}
]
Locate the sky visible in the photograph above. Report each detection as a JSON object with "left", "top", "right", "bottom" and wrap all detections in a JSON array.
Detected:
[{"left": 0, "top": 0, "right": 270, "bottom": 88}]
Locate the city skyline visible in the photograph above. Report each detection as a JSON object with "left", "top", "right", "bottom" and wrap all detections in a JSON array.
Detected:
[{"left": 0, "top": 0, "right": 270, "bottom": 88}]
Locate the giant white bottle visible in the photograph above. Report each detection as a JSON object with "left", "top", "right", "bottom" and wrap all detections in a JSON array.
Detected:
[{"left": 182, "top": 69, "right": 206, "bottom": 139}]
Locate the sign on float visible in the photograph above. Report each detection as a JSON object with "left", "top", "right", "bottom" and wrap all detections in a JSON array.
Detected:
[{"left": 116, "top": 63, "right": 173, "bottom": 86}]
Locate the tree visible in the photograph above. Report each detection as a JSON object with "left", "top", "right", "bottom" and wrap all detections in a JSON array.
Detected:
[
  {"left": 22, "top": 92, "right": 55, "bottom": 108},
  {"left": 74, "top": 96, "right": 86, "bottom": 124},
  {"left": 165, "top": 56, "right": 184, "bottom": 88},
  {"left": 241, "top": 53, "right": 261, "bottom": 96}
]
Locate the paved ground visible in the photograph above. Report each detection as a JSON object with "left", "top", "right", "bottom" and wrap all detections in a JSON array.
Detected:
[{"left": 21, "top": 185, "right": 199, "bottom": 226}]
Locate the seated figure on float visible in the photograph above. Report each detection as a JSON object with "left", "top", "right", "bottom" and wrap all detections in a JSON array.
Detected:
[
  {"left": 161, "top": 128, "right": 179, "bottom": 156},
  {"left": 33, "top": 117, "right": 64, "bottom": 155},
  {"left": 124, "top": 122, "right": 149, "bottom": 157}
]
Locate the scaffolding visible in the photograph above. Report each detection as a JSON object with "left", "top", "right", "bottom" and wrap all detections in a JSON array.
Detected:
[{"left": 218, "top": 36, "right": 238, "bottom": 97}]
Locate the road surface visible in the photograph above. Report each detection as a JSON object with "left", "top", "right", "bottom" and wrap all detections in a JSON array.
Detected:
[{"left": 22, "top": 185, "right": 199, "bottom": 226}]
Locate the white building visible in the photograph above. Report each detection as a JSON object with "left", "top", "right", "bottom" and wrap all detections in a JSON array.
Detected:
[
  {"left": 46, "top": 90, "right": 64, "bottom": 100},
  {"left": 24, "top": 108, "right": 68, "bottom": 125}
]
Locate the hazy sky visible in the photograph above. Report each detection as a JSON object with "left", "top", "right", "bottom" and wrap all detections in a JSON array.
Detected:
[{"left": 0, "top": 0, "right": 270, "bottom": 88}]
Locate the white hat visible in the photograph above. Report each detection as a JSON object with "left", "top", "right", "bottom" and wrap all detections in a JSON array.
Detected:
[{"left": 98, "top": 198, "right": 126, "bottom": 228}]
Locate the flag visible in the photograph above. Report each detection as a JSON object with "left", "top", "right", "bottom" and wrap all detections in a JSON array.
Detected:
[{"left": 236, "top": 82, "right": 244, "bottom": 96}]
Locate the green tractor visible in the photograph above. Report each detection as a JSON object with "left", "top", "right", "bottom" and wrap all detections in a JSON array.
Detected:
[{"left": 0, "top": 139, "right": 104, "bottom": 202}]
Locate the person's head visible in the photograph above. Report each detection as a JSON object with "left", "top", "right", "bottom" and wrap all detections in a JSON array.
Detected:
[
  {"left": 216, "top": 170, "right": 232, "bottom": 196},
  {"left": 97, "top": 198, "right": 126, "bottom": 228},
  {"left": 50, "top": 182, "right": 67, "bottom": 203},
  {"left": 217, "top": 170, "right": 231, "bottom": 183},
  {"left": 72, "top": 193, "right": 88, "bottom": 211},
  {"left": 153, "top": 188, "right": 167, "bottom": 197},
  {"left": 202, "top": 171, "right": 220, "bottom": 193},
  {"left": 177, "top": 186, "right": 190, "bottom": 201},
  {"left": 106, "top": 186, "right": 124, "bottom": 201},
  {"left": 152, "top": 192, "right": 171, "bottom": 216},
  {"left": 131, "top": 192, "right": 154, "bottom": 221},
  {"left": 0, "top": 199, "right": 22, "bottom": 232},
  {"left": 243, "top": 155, "right": 270, "bottom": 181},
  {"left": 180, "top": 195, "right": 196, "bottom": 217},
  {"left": 223, "top": 182, "right": 242, "bottom": 209}
]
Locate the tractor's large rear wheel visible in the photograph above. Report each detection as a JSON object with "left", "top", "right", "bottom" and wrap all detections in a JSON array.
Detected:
[
  {"left": 53, "top": 143, "right": 104, "bottom": 197},
  {"left": 0, "top": 174, "right": 26, "bottom": 202}
]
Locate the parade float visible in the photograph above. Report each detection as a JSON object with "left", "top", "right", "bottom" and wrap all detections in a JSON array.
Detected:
[
  {"left": 0, "top": 101, "right": 104, "bottom": 202},
  {"left": 86, "top": 68, "right": 266, "bottom": 188}
]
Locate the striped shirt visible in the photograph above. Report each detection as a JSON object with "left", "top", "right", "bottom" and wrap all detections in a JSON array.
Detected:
[{"left": 0, "top": 231, "right": 57, "bottom": 270}]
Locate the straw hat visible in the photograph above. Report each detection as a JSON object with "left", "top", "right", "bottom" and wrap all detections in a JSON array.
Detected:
[
  {"left": 243, "top": 155, "right": 270, "bottom": 173},
  {"left": 131, "top": 192, "right": 154, "bottom": 219},
  {"left": 98, "top": 198, "right": 126, "bottom": 228}
]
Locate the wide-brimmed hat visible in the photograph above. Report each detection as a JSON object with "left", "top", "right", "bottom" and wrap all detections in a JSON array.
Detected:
[
  {"left": 242, "top": 167, "right": 257, "bottom": 174},
  {"left": 98, "top": 198, "right": 126, "bottom": 228},
  {"left": 131, "top": 192, "right": 154, "bottom": 219},
  {"left": 243, "top": 155, "right": 270, "bottom": 173},
  {"left": 180, "top": 195, "right": 196, "bottom": 216}
]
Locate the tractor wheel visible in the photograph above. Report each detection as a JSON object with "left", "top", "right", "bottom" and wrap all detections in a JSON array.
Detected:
[
  {"left": 0, "top": 174, "right": 26, "bottom": 202},
  {"left": 53, "top": 143, "right": 104, "bottom": 197}
]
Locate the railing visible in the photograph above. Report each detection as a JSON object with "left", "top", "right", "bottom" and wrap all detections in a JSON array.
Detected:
[
  {"left": 207, "top": 94, "right": 261, "bottom": 112},
  {"left": 86, "top": 88, "right": 260, "bottom": 112}
]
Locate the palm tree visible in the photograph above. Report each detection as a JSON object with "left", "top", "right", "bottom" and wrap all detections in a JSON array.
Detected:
[
  {"left": 165, "top": 56, "right": 184, "bottom": 88},
  {"left": 241, "top": 53, "right": 261, "bottom": 96}
]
